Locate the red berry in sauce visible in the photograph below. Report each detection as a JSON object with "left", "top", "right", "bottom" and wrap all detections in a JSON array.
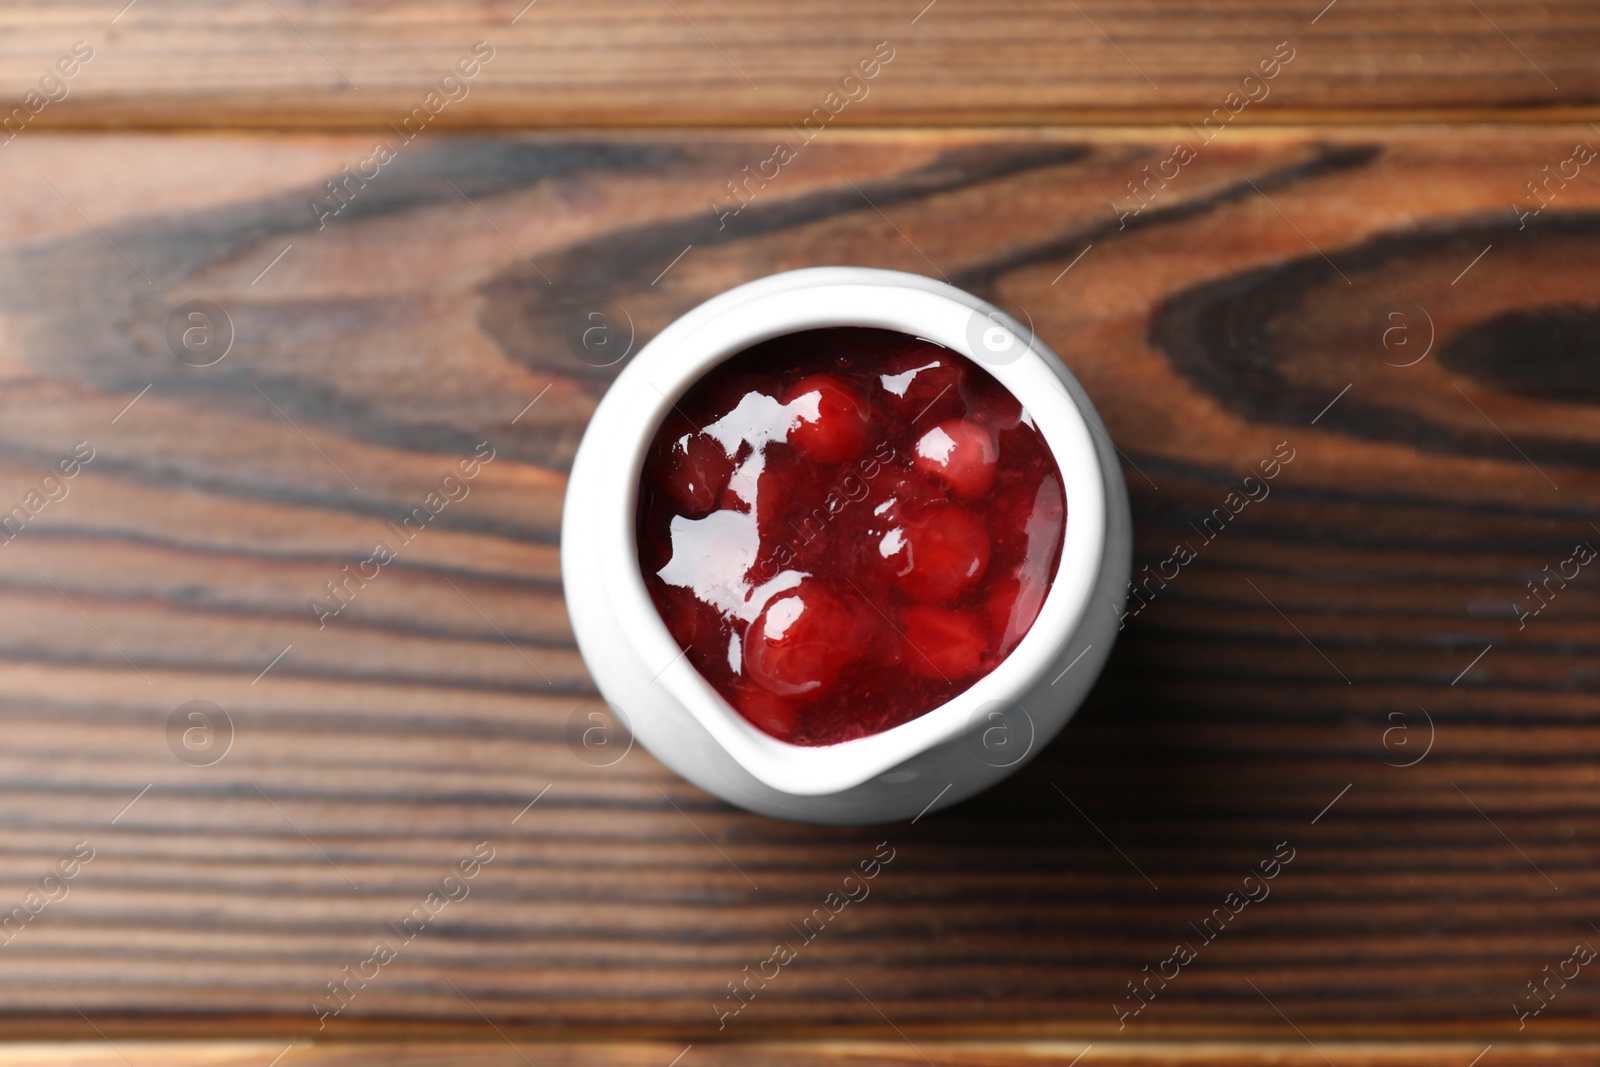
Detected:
[
  {"left": 635, "top": 327, "right": 1065, "bottom": 746},
  {"left": 753, "top": 446, "right": 821, "bottom": 540},
  {"left": 655, "top": 584, "right": 721, "bottom": 653},
  {"left": 913, "top": 419, "right": 998, "bottom": 500},
  {"left": 743, "top": 580, "right": 868, "bottom": 696},
  {"left": 727, "top": 680, "right": 803, "bottom": 737},
  {"left": 864, "top": 466, "right": 942, "bottom": 524},
  {"left": 659, "top": 432, "right": 734, "bottom": 518},
  {"left": 964, "top": 366, "right": 1023, "bottom": 429},
  {"left": 878, "top": 342, "right": 967, "bottom": 424},
  {"left": 899, "top": 604, "right": 987, "bottom": 680},
  {"left": 785, "top": 374, "right": 871, "bottom": 463},
  {"left": 879, "top": 504, "right": 991, "bottom": 604}
]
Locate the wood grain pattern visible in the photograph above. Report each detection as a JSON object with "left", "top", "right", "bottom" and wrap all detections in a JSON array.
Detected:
[
  {"left": 0, "top": 2, "right": 1597, "bottom": 129},
  {"left": 2, "top": 1040, "right": 1600, "bottom": 1066},
  {"left": 0, "top": 125, "right": 1598, "bottom": 1054}
]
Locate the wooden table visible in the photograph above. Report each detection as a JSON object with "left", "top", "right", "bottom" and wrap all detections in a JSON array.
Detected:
[{"left": 1, "top": 2, "right": 1598, "bottom": 1063}]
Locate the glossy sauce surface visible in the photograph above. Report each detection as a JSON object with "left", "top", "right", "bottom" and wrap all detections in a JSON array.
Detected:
[{"left": 636, "top": 327, "right": 1066, "bottom": 745}]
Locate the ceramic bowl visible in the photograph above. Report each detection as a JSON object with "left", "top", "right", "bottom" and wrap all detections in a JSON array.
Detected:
[{"left": 561, "top": 267, "right": 1131, "bottom": 824}]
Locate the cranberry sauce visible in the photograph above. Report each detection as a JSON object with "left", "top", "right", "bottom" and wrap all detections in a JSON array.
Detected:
[{"left": 635, "top": 327, "right": 1066, "bottom": 746}]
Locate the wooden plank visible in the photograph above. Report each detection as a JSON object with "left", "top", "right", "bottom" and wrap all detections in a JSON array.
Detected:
[
  {"left": 0, "top": 126, "right": 1597, "bottom": 1043},
  {"left": 1, "top": 1040, "right": 1598, "bottom": 1066},
  {"left": 0, "top": 2, "right": 1596, "bottom": 130}
]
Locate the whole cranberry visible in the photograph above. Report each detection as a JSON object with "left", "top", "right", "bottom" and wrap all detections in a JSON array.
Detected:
[
  {"left": 877, "top": 343, "right": 967, "bottom": 424},
  {"left": 899, "top": 604, "right": 987, "bottom": 680},
  {"left": 879, "top": 505, "right": 991, "bottom": 603},
  {"left": 913, "top": 419, "right": 998, "bottom": 500},
  {"left": 659, "top": 432, "right": 734, "bottom": 517},
  {"left": 743, "top": 580, "right": 868, "bottom": 696},
  {"left": 727, "top": 680, "right": 803, "bottom": 740},
  {"left": 786, "top": 375, "right": 871, "bottom": 463}
]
